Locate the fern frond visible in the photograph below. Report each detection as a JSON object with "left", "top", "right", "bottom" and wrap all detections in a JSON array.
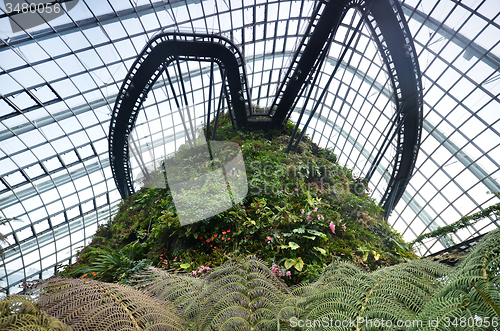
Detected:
[
  {"left": 0, "top": 295, "right": 72, "bottom": 331},
  {"left": 439, "top": 228, "right": 500, "bottom": 302},
  {"left": 301, "top": 259, "right": 450, "bottom": 330},
  {"left": 414, "top": 227, "right": 500, "bottom": 330},
  {"left": 408, "top": 296, "right": 476, "bottom": 331},
  {"left": 133, "top": 266, "right": 206, "bottom": 316},
  {"left": 36, "top": 278, "right": 187, "bottom": 331},
  {"left": 181, "top": 256, "right": 291, "bottom": 330}
]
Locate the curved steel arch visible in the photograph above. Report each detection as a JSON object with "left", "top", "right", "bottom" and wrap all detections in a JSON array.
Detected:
[
  {"left": 109, "top": 32, "right": 253, "bottom": 199},
  {"left": 269, "top": 0, "right": 423, "bottom": 216}
]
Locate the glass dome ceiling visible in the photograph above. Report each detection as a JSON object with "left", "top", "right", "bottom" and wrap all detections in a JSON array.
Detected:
[{"left": 0, "top": 0, "right": 499, "bottom": 294}]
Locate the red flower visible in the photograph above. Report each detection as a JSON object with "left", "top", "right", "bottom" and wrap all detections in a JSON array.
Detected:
[
  {"left": 227, "top": 230, "right": 231, "bottom": 233},
  {"left": 214, "top": 234, "right": 218, "bottom": 237}
]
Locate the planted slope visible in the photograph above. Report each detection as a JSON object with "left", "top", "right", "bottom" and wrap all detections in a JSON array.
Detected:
[{"left": 62, "top": 119, "right": 415, "bottom": 284}]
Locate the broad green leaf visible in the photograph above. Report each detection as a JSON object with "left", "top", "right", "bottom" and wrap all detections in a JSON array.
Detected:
[
  {"left": 179, "top": 263, "right": 191, "bottom": 269},
  {"left": 293, "top": 227, "right": 305, "bottom": 234},
  {"left": 307, "top": 229, "right": 327, "bottom": 238},
  {"left": 294, "top": 257, "right": 304, "bottom": 271},
  {"left": 303, "top": 235, "right": 316, "bottom": 240},
  {"left": 314, "top": 247, "right": 327, "bottom": 255},
  {"left": 284, "top": 259, "right": 295, "bottom": 270},
  {"left": 288, "top": 242, "right": 300, "bottom": 250}
]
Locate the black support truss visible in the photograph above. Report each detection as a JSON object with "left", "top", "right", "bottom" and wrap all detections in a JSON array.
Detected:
[{"left": 268, "top": 0, "right": 423, "bottom": 217}]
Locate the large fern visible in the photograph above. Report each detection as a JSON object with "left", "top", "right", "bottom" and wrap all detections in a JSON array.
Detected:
[
  {"left": 20, "top": 228, "right": 500, "bottom": 331},
  {"left": 195, "top": 257, "right": 292, "bottom": 331},
  {"left": 134, "top": 266, "right": 206, "bottom": 316},
  {"left": 410, "top": 227, "right": 500, "bottom": 330},
  {"left": 298, "top": 259, "right": 451, "bottom": 330},
  {"left": 0, "top": 295, "right": 72, "bottom": 331},
  {"left": 135, "top": 257, "right": 295, "bottom": 330},
  {"left": 35, "top": 278, "right": 187, "bottom": 331}
]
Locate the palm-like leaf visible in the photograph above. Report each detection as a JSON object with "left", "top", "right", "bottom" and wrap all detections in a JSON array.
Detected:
[
  {"left": 411, "top": 227, "right": 500, "bottom": 330},
  {"left": 0, "top": 295, "right": 72, "bottom": 331},
  {"left": 36, "top": 278, "right": 187, "bottom": 331},
  {"left": 301, "top": 260, "right": 450, "bottom": 330}
]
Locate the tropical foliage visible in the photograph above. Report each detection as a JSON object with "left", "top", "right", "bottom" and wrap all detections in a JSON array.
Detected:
[
  {"left": 3, "top": 117, "right": 498, "bottom": 330},
  {"left": 59, "top": 117, "right": 415, "bottom": 284},
  {"left": 1, "top": 227, "right": 499, "bottom": 330}
]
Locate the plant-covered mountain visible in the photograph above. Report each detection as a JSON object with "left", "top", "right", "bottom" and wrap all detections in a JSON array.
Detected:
[{"left": 59, "top": 116, "right": 415, "bottom": 284}]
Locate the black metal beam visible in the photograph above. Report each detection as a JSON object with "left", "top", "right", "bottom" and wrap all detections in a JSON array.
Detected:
[
  {"left": 369, "top": 1, "right": 423, "bottom": 216},
  {"left": 270, "top": 0, "right": 349, "bottom": 127}
]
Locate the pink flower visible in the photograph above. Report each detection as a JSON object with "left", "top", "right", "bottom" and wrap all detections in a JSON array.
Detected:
[
  {"left": 286, "top": 271, "right": 292, "bottom": 279},
  {"left": 313, "top": 207, "right": 318, "bottom": 213},
  {"left": 342, "top": 224, "right": 346, "bottom": 230},
  {"left": 306, "top": 215, "right": 311, "bottom": 221},
  {"left": 329, "top": 222, "right": 336, "bottom": 234},
  {"left": 192, "top": 271, "right": 197, "bottom": 276},
  {"left": 271, "top": 264, "right": 283, "bottom": 277},
  {"left": 301, "top": 209, "right": 305, "bottom": 215}
]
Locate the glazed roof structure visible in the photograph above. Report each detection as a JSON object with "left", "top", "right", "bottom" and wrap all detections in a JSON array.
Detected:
[{"left": 0, "top": 0, "right": 499, "bottom": 293}]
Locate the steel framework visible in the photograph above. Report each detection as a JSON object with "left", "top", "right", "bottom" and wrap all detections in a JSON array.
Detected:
[{"left": 109, "top": 0, "right": 423, "bottom": 217}]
